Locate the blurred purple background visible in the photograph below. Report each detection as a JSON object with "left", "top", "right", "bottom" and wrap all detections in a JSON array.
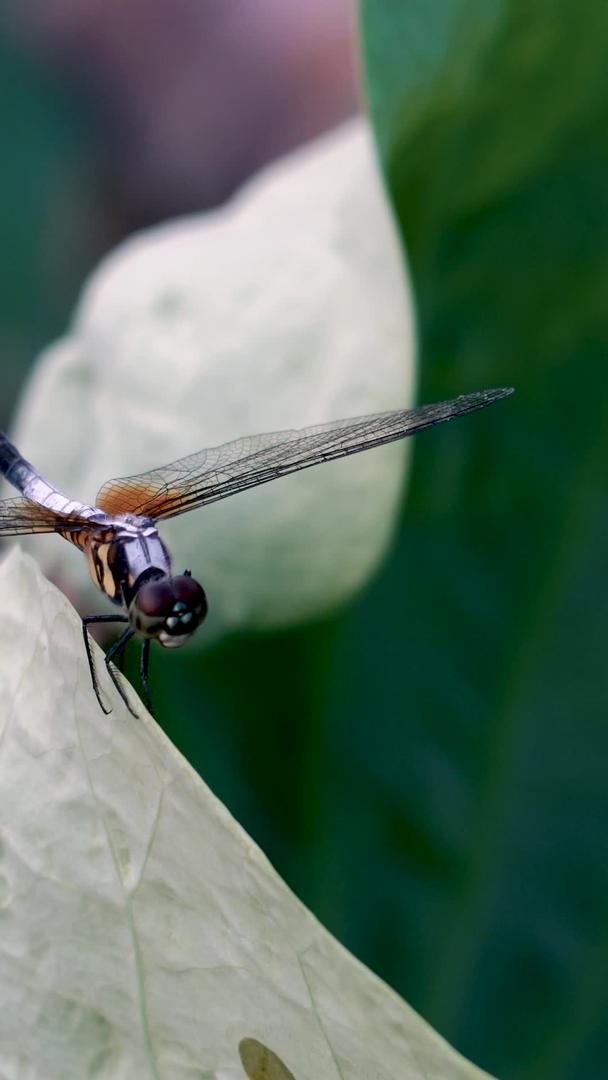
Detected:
[{"left": 7, "top": 0, "right": 358, "bottom": 224}]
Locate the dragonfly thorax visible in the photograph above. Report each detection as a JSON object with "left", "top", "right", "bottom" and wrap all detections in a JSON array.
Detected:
[{"left": 129, "top": 572, "right": 207, "bottom": 648}]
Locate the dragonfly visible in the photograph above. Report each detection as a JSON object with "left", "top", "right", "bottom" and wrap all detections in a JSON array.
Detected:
[{"left": 0, "top": 386, "right": 512, "bottom": 716}]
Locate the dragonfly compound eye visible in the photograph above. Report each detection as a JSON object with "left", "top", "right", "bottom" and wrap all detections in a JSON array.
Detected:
[
  {"left": 131, "top": 578, "right": 176, "bottom": 636},
  {"left": 173, "top": 574, "right": 207, "bottom": 614},
  {"left": 158, "top": 574, "right": 207, "bottom": 648},
  {"left": 131, "top": 575, "right": 207, "bottom": 643}
]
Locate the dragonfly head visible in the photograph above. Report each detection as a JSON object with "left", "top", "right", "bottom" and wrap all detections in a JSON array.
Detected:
[{"left": 130, "top": 571, "right": 207, "bottom": 648}]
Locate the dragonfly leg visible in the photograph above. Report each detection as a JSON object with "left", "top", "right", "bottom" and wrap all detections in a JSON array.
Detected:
[
  {"left": 139, "top": 638, "right": 153, "bottom": 715},
  {"left": 105, "top": 627, "right": 138, "bottom": 719},
  {"left": 115, "top": 643, "right": 126, "bottom": 674},
  {"left": 82, "top": 614, "right": 130, "bottom": 717}
]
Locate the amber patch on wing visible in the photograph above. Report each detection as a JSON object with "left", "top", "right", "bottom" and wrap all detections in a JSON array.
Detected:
[
  {"left": 96, "top": 480, "right": 177, "bottom": 519},
  {"left": 238, "top": 1038, "right": 296, "bottom": 1079}
]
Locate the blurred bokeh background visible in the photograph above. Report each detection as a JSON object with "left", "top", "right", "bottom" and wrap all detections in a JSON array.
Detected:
[
  {"left": 1, "top": 4, "right": 607, "bottom": 1079},
  {"left": 0, "top": 0, "right": 357, "bottom": 427}
]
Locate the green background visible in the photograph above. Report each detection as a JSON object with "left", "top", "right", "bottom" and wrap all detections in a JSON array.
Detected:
[{"left": 1, "top": 5, "right": 607, "bottom": 1077}]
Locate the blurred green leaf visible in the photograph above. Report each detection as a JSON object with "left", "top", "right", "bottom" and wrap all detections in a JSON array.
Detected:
[{"left": 355, "top": 1, "right": 608, "bottom": 1077}]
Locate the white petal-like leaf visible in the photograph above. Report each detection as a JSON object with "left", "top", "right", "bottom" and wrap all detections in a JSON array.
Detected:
[
  {"left": 0, "top": 550, "right": 492, "bottom": 1080},
  {"left": 8, "top": 120, "right": 415, "bottom": 643}
]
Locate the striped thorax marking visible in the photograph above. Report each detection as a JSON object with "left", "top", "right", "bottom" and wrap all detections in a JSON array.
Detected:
[
  {"left": 87, "top": 534, "right": 122, "bottom": 602},
  {"left": 60, "top": 516, "right": 172, "bottom": 606}
]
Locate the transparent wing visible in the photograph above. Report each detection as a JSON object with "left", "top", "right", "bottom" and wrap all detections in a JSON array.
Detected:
[
  {"left": 96, "top": 387, "right": 513, "bottom": 522},
  {"left": 0, "top": 496, "right": 93, "bottom": 537}
]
